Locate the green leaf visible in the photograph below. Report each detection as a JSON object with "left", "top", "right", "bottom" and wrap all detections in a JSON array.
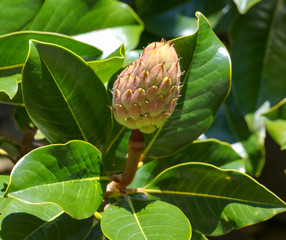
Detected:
[
  {"left": 223, "top": 92, "right": 266, "bottom": 177},
  {"left": 144, "top": 12, "right": 231, "bottom": 158},
  {"left": 0, "top": 31, "right": 102, "bottom": 70},
  {"left": 233, "top": 0, "right": 262, "bottom": 14},
  {"left": 130, "top": 139, "right": 244, "bottom": 188},
  {"left": 0, "top": 0, "right": 43, "bottom": 34},
  {"left": 5, "top": 140, "right": 109, "bottom": 219},
  {"left": 101, "top": 198, "right": 191, "bottom": 240},
  {"left": 136, "top": 0, "right": 227, "bottom": 38},
  {"left": 0, "top": 199, "right": 95, "bottom": 239},
  {"left": 103, "top": 126, "right": 130, "bottom": 173},
  {"left": 22, "top": 40, "right": 111, "bottom": 147},
  {"left": 0, "top": 175, "right": 11, "bottom": 212},
  {"left": 0, "top": 67, "right": 23, "bottom": 105},
  {"left": 0, "top": 74, "right": 21, "bottom": 99},
  {"left": 88, "top": 44, "right": 125, "bottom": 84},
  {"left": 84, "top": 221, "right": 105, "bottom": 240},
  {"left": 142, "top": 163, "right": 286, "bottom": 235},
  {"left": 191, "top": 232, "right": 208, "bottom": 240},
  {"left": 263, "top": 98, "right": 286, "bottom": 149},
  {"left": 23, "top": 0, "right": 143, "bottom": 36},
  {"left": 230, "top": 0, "right": 286, "bottom": 115}
]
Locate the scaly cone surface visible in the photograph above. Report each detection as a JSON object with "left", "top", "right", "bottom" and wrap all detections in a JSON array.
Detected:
[{"left": 112, "top": 39, "right": 182, "bottom": 133}]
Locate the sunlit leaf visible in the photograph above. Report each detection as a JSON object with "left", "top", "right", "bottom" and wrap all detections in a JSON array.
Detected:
[
  {"left": 130, "top": 139, "right": 244, "bottom": 188},
  {"left": 102, "top": 198, "right": 191, "bottom": 240},
  {"left": 144, "top": 12, "right": 231, "bottom": 158},
  {"left": 22, "top": 40, "right": 111, "bottom": 147},
  {"left": 5, "top": 140, "right": 109, "bottom": 219},
  {"left": 143, "top": 163, "right": 286, "bottom": 235}
]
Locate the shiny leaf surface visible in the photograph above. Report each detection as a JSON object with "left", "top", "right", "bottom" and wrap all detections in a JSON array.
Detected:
[
  {"left": 101, "top": 198, "right": 191, "bottom": 240},
  {"left": 0, "top": 200, "right": 94, "bottom": 239},
  {"left": 5, "top": 141, "right": 108, "bottom": 219},
  {"left": 0, "top": 31, "right": 102, "bottom": 69},
  {"left": 0, "top": 0, "right": 43, "bottom": 34},
  {"left": 144, "top": 12, "right": 231, "bottom": 158},
  {"left": 22, "top": 40, "right": 111, "bottom": 147},
  {"left": 143, "top": 163, "right": 286, "bottom": 235},
  {"left": 130, "top": 139, "right": 244, "bottom": 188}
]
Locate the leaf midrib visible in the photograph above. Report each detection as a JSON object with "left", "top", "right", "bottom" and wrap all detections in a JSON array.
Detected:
[
  {"left": 8, "top": 176, "right": 109, "bottom": 196},
  {"left": 40, "top": 54, "right": 88, "bottom": 142},
  {"left": 257, "top": 0, "right": 283, "bottom": 109},
  {"left": 24, "top": 210, "right": 63, "bottom": 240},
  {"left": 141, "top": 188, "right": 285, "bottom": 207}
]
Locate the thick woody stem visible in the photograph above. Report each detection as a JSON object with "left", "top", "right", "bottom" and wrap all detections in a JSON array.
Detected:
[{"left": 107, "top": 129, "right": 145, "bottom": 194}]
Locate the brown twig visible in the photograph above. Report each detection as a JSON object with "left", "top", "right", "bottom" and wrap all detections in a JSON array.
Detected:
[{"left": 106, "top": 129, "right": 145, "bottom": 195}]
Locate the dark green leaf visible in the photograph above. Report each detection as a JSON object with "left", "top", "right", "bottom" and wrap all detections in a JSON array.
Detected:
[
  {"left": 22, "top": 40, "right": 111, "bottom": 147},
  {"left": 191, "top": 232, "right": 208, "bottom": 240},
  {"left": 0, "top": 0, "right": 43, "bottom": 34},
  {"left": 0, "top": 31, "right": 102, "bottom": 69},
  {"left": 5, "top": 140, "right": 109, "bottom": 219},
  {"left": 136, "top": 0, "right": 227, "bottom": 38},
  {"left": 143, "top": 163, "right": 286, "bottom": 235},
  {"left": 103, "top": 126, "right": 130, "bottom": 173},
  {"left": 23, "top": 0, "right": 143, "bottom": 36},
  {"left": 0, "top": 199, "right": 95, "bottom": 239},
  {"left": 230, "top": 0, "right": 286, "bottom": 115},
  {"left": 144, "top": 12, "right": 231, "bottom": 158},
  {"left": 263, "top": 98, "right": 286, "bottom": 149},
  {"left": 130, "top": 139, "right": 244, "bottom": 188},
  {"left": 84, "top": 221, "right": 106, "bottom": 240},
  {"left": 101, "top": 198, "right": 191, "bottom": 240},
  {"left": 223, "top": 92, "right": 266, "bottom": 177}
]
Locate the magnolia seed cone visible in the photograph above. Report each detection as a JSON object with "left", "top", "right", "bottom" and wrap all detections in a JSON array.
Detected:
[{"left": 112, "top": 39, "right": 182, "bottom": 133}]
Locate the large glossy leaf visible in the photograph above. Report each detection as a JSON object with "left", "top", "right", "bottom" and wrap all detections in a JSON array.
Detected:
[
  {"left": 88, "top": 44, "right": 125, "bottom": 84},
  {"left": 22, "top": 40, "right": 111, "bottom": 147},
  {"left": 230, "top": 0, "right": 286, "bottom": 115},
  {"left": 0, "top": 175, "right": 11, "bottom": 212},
  {"left": 143, "top": 12, "right": 231, "bottom": 158},
  {"left": 23, "top": 0, "right": 142, "bottom": 35},
  {"left": 141, "top": 163, "right": 286, "bottom": 236},
  {"left": 232, "top": 0, "right": 261, "bottom": 14},
  {"left": 0, "top": 199, "right": 95, "bottom": 239},
  {"left": 263, "top": 98, "right": 286, "bottom": 150},
  {"left": 0, "top": 31, "right": 102, "bottom": 70},
  {"left": 5, "top": 140, "right": 109, "bottom": 219},
  {"left": 130, "top": 139, "right": 244, "bottom": 188},
  {"left": 0, "top": 0, "right": 43, "bottom": 34},
  {"left": 101, "top": 198, "right": 191, "bottom": 240}
]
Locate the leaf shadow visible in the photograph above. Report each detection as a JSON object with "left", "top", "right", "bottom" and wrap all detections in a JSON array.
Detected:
[{"left": 0, "top": 212, "right": 46, "bottom": 239}]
